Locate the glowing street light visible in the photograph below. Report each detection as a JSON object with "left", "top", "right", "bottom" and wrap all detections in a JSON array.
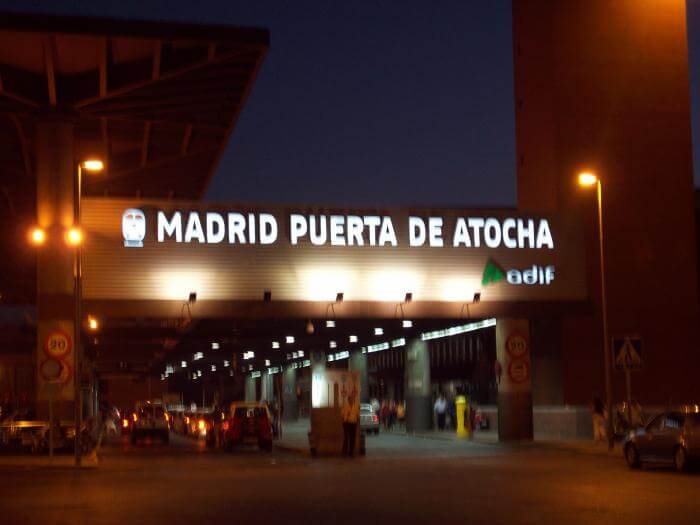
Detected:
[
  {"left": 82, "top": 159, "right": 104, "bottom": 172},
  {"left": 87, "top": 316, "right": 99, "bottom": 331},
  {"left": 577, "top": 171, "right": 598, "bottom": 187},
  {"left": 577, "top": 170, "right": 613, "bottom": 450},
  {"left": 30, "top": 227, "right": 46, "bottom": 246},
  {"left": 66, "top": 227, "right": 82, "bottom": 246}
]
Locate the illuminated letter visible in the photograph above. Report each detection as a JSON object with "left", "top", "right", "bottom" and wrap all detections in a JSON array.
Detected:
[
  {"left": 259, "top": 213, "right": 278, "bottom": 245},
  {"left": 378, "top": 217, "right": 398, "bottom": 246},
  {"left": 428, "top": 217, "right": 443, "bottom": 247},
  {"left": 347, "top": 215, "right": 364, "bottom": 246},
  {"left": 184, "top": 212, "right": 206, "bottom": 243},
  {"left": 545, "top": 265, "right": 555, "bottom": 284},
  {"left": 536, "top": 219, "right": 554, "bottom": 249},
  {"left": 158, "top": 211, "right": 182, "bottom": 242},
  {"left": 309, "top": 215, "right": 327, "bottom": 246},
  {"left": 452, "top": 218, "right": 471, "bottom": 247},
  {"left": 290, "top": 214, "right": 307, "bottom": 245},
  {"left": 330, "top": 215, "right": 346, "bottom": 246},
  {"left": 484, "top": 218, "right": 501, "bottom": 248},
  {"left": 502, "top": 218, "right": 516, "bottom": 248},
  {"left": 363, "top": 216, "right": 381, "bottom": 246},
  {"left": 523, "top": 265, "right": 537, "bottom": 285},
  {"left": 227, "top": 213, "right": 246, "bottom": 244},
  {"left": 248, "top": 213, "right": 256, "bottom": 244},
  {"left": 409, "top": 216, "right": 426, "bottom": 246},
  {"left": 467, "top": 218, "right": 485, "bottom": 247},
  {"left": 206, "top": 212, "right": 225, "bottom": 243},
  {"left": 517, "top": 219, "right": 535, "bottom": 248},
  {"left": 506, "top": 269, "right": 522, "bottom": 285}
]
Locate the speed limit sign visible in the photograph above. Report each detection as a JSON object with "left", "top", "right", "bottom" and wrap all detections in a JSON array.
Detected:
[{"left": 43, "top": 330, "right": 72, "bottom": 358}]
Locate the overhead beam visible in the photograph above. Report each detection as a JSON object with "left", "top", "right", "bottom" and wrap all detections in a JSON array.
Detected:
[
  {"left": 181, "top": 123, "right": 192, "bottom": 155},
  {"left": 75, "top": 49, "right": 254, "bottom": 108},
  {"left": 152, "top": 40, "right": 162, "bottom": 80},
  {"left": 99, "top": 36, "right": 109, "bottom": 96},
  {"left": 42, "top": 35, "right": 58, "bottom": 105}
]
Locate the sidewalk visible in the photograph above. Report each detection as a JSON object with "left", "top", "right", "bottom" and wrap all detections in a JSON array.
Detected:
[
  {"left": 275, "top": 418, "right": 622, "bottom": 459},
  {"left": 0, "top": 453, "right": 99, "bottom": 469}
]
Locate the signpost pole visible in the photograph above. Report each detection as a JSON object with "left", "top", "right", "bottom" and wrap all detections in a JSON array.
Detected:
[
  {"left": 625, "top": 368, "right": 632, "bottom": 424},
  {"left": 48, "top": 388, "right": 53, "bottom": 462}
]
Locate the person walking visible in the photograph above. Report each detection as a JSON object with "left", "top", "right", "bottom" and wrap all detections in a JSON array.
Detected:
[
  {"left": 434, "top": 393, "right": 447, "bottom": 431},
  {"left": 341, "top": 395, "right": 360, "bottom": 457},
  {"left": 591, "top": 396, "right": 607, "bottom": 442}
]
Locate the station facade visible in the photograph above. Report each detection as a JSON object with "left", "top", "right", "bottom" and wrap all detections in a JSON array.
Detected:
[{"left": 0, "top": 1, "right": 699, "bottom": 441}]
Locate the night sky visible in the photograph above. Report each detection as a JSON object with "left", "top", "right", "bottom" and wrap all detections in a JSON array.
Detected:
[{"left": 5, "top": 1, "right": 700, "bottom": 206}]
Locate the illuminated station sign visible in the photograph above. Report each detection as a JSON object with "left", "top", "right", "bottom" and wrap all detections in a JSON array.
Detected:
[{"left": 84, "top": 198, "right": 586, "bottom": 304}]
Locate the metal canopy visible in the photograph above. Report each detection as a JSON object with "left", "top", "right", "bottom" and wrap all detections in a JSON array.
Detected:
[
  {"left": 0, "top": 11, "right": 268, "bottom": 199},
  {"left": 0, "top": 12, "right": 268, "bottom": 304}
]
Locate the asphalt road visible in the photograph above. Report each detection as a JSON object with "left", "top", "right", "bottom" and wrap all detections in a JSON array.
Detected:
[{"left": 0, "top": 434, "right": 698, "bottom": 525}]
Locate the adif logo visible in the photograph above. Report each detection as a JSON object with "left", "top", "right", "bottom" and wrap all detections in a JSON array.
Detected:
[
  {"left": 122, "top": 208, "right": 145, "bottom": 247},
  {"left": 482, "top": 258, "right": 555, "bottom": 286}
]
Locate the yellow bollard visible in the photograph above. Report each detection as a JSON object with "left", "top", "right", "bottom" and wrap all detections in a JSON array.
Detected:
[{"left": 456, "top": 395, "right": 470, "bottom": 438}]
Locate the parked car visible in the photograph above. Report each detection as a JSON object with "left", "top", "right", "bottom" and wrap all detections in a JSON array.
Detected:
[
  {"left": 360, "top": 403, "right": 379, "bottom": 435},
  {"left": 624, "top": 407, "right": 700, "bottom": 471},
  {"left": 131, "top": 403, "right": 169, "bottom": 445},
  {"left": 220, "top": 402, "right": 273, "bottom": 451}
]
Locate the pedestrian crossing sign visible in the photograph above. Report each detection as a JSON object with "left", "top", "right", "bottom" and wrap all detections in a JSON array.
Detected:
[{"left": 612, "top": 335, "right": 643, "bottom": 370}]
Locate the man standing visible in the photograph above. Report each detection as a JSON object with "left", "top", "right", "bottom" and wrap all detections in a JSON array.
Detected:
[
  {"left": 341, "top": 394, "right": 360, "bottom": 457},
  {"left": 434, "top": 393, "right": 447, "bottom": 431}
]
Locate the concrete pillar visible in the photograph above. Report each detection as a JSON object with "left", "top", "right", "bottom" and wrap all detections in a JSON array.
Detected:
[
  {"left": 244, "top": 375, "right": 257, "bottom": 402},
  {"left": 282, "top": 365, "right": 298, "bottom": 421},
  {"left": 404, "top": 338, "right": 431, "bottom": 432},
  {"left": 348, "top": 349, "right": 369, "bottom": 403},
  {"left": 260, "top": 371, "right": 274, "bottom": 402},
  {"left": 35, "top": 118, "right": 76, "bottom": 420},
  {"left": 310, "top": 351, "right": 326, "bottom": 409},
  {"left": 496, "top": 318, "right": 533, "bottom": 441}
]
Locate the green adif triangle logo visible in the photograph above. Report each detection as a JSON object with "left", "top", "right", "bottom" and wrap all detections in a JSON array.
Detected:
[{"left": 482, "top": 258, "right": 505, "bottom": 286}]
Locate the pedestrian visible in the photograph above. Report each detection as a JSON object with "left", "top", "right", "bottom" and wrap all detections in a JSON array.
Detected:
[
  {"left": 396, "top": 401, "right": 406, "bottom": 429},
  {"left": 388, "top": 400, "right": 397, "bottom": 430},
  {"left": 434, "top": 393, "right": 447, "bottom": 431},
  {"left": 591, "top": 396, "right": 606, "bottom": 442},
  {"left": 380, "top": 400, "right": 390, "bottom": 429},
  {"left": 341, "top": 394, "right": 360, "bottom": 457}
]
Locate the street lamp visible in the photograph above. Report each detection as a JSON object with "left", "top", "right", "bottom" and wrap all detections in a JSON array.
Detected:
[
  {"left": 29, "top": 227, "right": 46, "bottom": 246},
  {"left": 578, "top": 170, "right": 613, "bottom": 450},
  {"left": 72, "top": 158, "right": 103, "bottom": 467}
]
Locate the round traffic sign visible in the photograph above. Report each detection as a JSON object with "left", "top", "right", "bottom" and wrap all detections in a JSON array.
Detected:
[
  {"left": 508, "top": 360, "right": 530, "bottom": 384},
  {"left": 40, "top": 358, "right": 63, "bottom": 381},
  {"left": 505, "top": 332, "right": 528, "bottom": 358},
  {"left": 43, "top": 330, "right": 72, "bottom": 358}
]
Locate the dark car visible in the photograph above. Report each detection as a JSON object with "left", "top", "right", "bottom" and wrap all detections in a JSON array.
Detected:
[
  {"left": 220, "top": 402, "right": 272, "bottom": 452},
  {"left": 624, "top": 408, "right": 700, "bottom": 471}
]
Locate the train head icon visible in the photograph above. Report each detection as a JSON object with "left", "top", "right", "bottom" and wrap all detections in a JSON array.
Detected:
[{"left": 122, "top": 208, "right": 145, "bottom": 247}]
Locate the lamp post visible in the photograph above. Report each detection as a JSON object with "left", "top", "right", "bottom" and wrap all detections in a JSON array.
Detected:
[
  {"left": 578, "top": 171, "right": 613, "bottom": 450},
  {"left": 71, "top": 159, "right": 103, "bottom": 467}
]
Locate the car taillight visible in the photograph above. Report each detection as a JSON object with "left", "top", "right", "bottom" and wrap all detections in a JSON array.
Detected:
[
  {"left": 223, "top": 421, "right": 229, "bottom": 431},
  {"left": 164, "top": 413, "right": 169, "bottom": 422},
  {"left": 372, "top": 415, "right": 378, "bottom": 423},
  {"left": 132, "top": 413, "right": 138, "bottom": 422},
  {"left": 122, "top": 419, "right": 129, "bottom": 428},
  {"left": 185, "top": 416, "right": 190, "bottom": 424}
]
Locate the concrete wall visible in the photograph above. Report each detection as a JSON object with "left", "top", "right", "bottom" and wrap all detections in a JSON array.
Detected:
[{"left": 513, "top": 0, "right": 700, "bottom": 404}]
